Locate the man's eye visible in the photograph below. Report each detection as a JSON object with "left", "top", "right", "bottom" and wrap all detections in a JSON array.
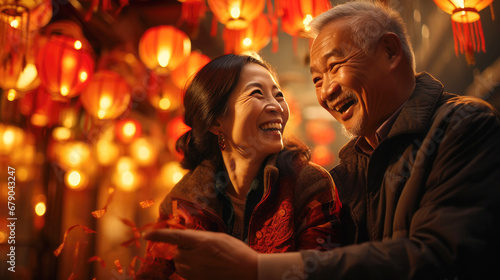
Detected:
[
  {"left": 313, "top": 77, "right": 322, "bottom": 86},
  {"left": 329, "top": 63, "right": 338, "bottom": 71},
  {"left": 275, "top": 92, "right": 284, "bottom": 98}
]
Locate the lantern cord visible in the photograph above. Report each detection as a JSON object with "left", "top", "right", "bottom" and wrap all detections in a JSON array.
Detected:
[{"left": 478, "top": 19, "right": 486, "bottom": 53}]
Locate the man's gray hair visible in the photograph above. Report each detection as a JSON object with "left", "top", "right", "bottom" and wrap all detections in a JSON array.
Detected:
[{"left": 307, "top": 1, "right": 416, "bottom": 72}]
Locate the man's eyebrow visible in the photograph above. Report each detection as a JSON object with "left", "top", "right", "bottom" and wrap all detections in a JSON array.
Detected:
[{"left": 310, "top": 48, "right": 344, "bottom": 74}]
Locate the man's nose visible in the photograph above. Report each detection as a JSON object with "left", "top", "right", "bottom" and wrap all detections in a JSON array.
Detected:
[{"left": 321, "top": 75, "right": 338, "bottom": 102}]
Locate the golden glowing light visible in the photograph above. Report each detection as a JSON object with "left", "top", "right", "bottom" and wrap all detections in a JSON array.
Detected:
[
  {"left": 79, "top": 71, "right": 88, "bottom": 82},
  {"left": 16, "top": 64, "right": 38, "bottom": 89},
  {"left": 31, "top": 113, "right": 49, "bottom": 127},
  {"left": 160, "top": 162, "right": 188, "bottom": 187},
  {"left": 230, "top": 6, "right": 241, "bottom": 18},
  {"left": 117, "top": 157, "right": 135, "bottom": 172},
  {"left": 7, "top": 89, "right": 17, "bottom": 101},
  {"left": 74, "top": 40, "right": 82, "bottom": 50},
  {"left": 66, "top": 170, "right": 82, "bottom": 189},
  {"left": 159, "top": 98, "right": 171, "bottom": 110},
  {"left": 123, "top": 122, "right": 137, "bottom": 137},
  {"left": 242, "top": 38, "right": 252, "bottom": 46},
  {"left": 10, "top": 19, "right": 19, "bottom": 28},
  {"left": 0, "top": 231, "right": 6, "bottom": 243},
  {"left": 99, "top": 94, "right": 112, "bottom": 109},
  {"left": 96, "top": 140, "right": 119, "bottom": 166},
  {"left": 35, "top": 202, "right": 46, "bottom": 216},
  {"left": 52, "top": 127, "right": 72, "bottom": 141},
  {"left": 60, "top": 86, "right": 69, "bottom": 96},
  {"left": 157, "top": 50, "right": 171, "bottom": 67},
  {"left": 303, "top": 14, "right": 313, "bottom": 31},
  {"left": 2, "top": 130, "right": 14, "bottom": 146}
]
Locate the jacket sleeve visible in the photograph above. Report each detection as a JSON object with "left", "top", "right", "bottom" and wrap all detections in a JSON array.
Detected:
[
  {"left": 300, "top": 101, "right": 500, "bottom": 279},
  {"left": 294, "top": 162, "right": 342, "bottom": 251}
]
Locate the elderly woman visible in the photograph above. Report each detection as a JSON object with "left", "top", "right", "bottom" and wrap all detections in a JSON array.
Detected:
[{"left": 137, "top": 53, "right": 341, "bottom": 279}]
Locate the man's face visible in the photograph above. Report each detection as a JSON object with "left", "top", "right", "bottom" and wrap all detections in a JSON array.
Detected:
[{"left": 309, "top": 18, "right": 391, "bottom": 138}]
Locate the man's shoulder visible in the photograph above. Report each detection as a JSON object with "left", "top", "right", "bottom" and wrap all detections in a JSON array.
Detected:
[{"left": 434, "top": 92, "right": 500, "bottom": 124}]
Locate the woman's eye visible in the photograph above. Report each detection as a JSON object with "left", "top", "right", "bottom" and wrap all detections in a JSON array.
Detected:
[{"left": 251, "top": 89, "right": 263, "bottom": 95}]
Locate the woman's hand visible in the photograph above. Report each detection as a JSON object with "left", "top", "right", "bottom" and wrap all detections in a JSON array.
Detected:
[{"left": 144, "top": 229, "right": 258, "bottom": 280}]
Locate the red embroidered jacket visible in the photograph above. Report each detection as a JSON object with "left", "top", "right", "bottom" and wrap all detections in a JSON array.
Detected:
[{"left": 137, "top": 154, "right": 341, "bottom": 279}]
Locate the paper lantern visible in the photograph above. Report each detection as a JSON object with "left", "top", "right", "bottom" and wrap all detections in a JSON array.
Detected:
[
  {"left": 177, "top": 0, "right": 207, "bottom": 32},
  {"left": 147, "top": 74, "right": 183, "bottom": 112},
  {"left": 138, "top": 25, "right": 191, "bottom": 75},
  {"left": 80, "top": 70, "right": 131, "bottom": 120},
  {"left": 0, "top": 4, "right": 47, "bottom": 96},
  {"left": 115, "top": 118, "right": 142, "bottom": 143},
  {"left": 433, "top": 0, "right": 494, "bottom": 65},
  {"left": 167, "top": 116, "right": 191, "bottom": 159},
  {"left": 277, "top": 0, "right": 331, "bottom": 37},
  {"left": 19, "top": 88, "right": 67, "bottom": 127},
  {"left": 207, "top": 0, "right": 265, "bottom": 30},
  {"left": 170, "top": 51, "right": 210, "bottom": 89},
  {"left": 222, "top": 14, "right": 271, "bottom": 54},
  {"left": 36, "top": 35, "right": 95, "bottom": 98}
]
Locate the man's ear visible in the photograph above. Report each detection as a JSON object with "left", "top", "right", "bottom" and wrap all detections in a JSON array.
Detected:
[
  {"left": 380, "top": 32, "right": 403, "bottom": 70},
  {"left": 208, "top": 120, "right": 221, "bottom": 135}
]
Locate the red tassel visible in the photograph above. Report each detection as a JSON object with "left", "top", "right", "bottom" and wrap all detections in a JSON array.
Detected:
[
  {"left": 211, "top": 16, "right": 218, "bottom": 37},
  {"left": 478, "top": 19, "right": 486, "bottom": 52}
]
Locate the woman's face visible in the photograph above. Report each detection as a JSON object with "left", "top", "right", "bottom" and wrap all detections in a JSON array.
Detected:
[{"left": 217, "top": 63, "right": 289, "bottom": 161}]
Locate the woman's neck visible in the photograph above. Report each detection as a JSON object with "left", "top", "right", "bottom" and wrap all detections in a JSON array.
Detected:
[{"left": 221, "top": 152, "right": 265, "bottom": 200}]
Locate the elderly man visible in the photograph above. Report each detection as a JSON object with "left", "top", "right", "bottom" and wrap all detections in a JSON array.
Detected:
[{"left": 144, "top": 2, "right": 500, "bottom": 279}]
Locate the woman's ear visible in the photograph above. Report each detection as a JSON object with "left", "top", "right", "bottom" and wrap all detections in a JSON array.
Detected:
[{"left": 208, "top": 120, "right": 221, "bottom": 135}]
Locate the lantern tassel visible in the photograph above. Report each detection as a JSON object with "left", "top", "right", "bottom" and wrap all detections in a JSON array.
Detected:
[
  {"left": 451, "top": 20, "right": 459, "bottom": 56},
  {"left": 478, "top": 19, "right": 486, "bottom": 53},
  {"left": 490, "top": 3, "right": 495, "bottom": 21}
]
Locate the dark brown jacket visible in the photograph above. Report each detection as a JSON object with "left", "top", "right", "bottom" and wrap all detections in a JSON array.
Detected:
[{"left": 302, "top": 73, "right": 500, "bottom": 279}]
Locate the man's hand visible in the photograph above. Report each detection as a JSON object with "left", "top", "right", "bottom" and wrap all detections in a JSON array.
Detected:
[{"left": 144, "top": 229, "right": 258, "bottom": 280}]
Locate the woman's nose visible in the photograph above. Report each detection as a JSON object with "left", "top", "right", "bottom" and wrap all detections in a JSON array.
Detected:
[{"left": 265, "top": 98, "right": 284, "bottom": 113}]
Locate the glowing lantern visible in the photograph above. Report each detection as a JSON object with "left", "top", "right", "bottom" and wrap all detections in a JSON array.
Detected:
[
  {"left": 207, "top": 0, "right": 265, "bottom": 30},
  {"left": 112, "top": 157, "right": 141, "bottom": 192},
  {"left": 0, "top": 124, "right": 25, "bottom": 155},
  {"left": 138, "top": 25, "right": 191, "bottom": 75},
  {"left": 36, "top": 35, "right": 95, "bottom": 98},
  {"left": 433, "top": 0, "right": 494, "bottom": 65},
  {"left": 130, "top": 137, "right": 158, "bottom": 166},
  {"left": 65, "top": 169, "right": 89, "bottom": 190},
  {"left": 170, "top": 51, "right": 210, "bottom": 89},
  {"left": 167, "top": 116, "right": 191, "bottom": 159},
  {"left": 177, "top": 0, "right": 207, "bottom": 32},
  {"left": 305, "top": 119, "right": 336, "bottom": 145},
  {"left": 80, "top": 70, "right": 131, "bottom": 120},
  {"left": 54, "top": 141, "right": 91, "bottom": 171},
  {"left": 115, "top": 118, "right": 142, "bottom": 143},
  {"left": 0, "top": 4, "right": 44, "bottom": 96},
  {"left": 158, "top": 161, "right": 188, "bottom": 190},
  {"left": 95, "top": 139, "right": 120, "bottom": 166},
  {"left": 147, "top": 74, "right": 183, "bottom": 112},
  {"left": 222, "top": 14, "right": 271, "bottom": 54},
  {"left": 277, "top": 0, "right": 331, "bottom": 37},
  {"left": 311, "top": 145, "right": 334, "bottom": 167},
  {"left": 19, "top": 88, "right": 67, "bottom": 127}
]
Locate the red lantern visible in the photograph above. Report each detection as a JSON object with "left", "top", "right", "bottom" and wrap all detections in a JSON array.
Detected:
[
  {"left": 138, "top": 25, "right": 191, "bottom": 75},
  {"left": 19, "top": 87, "right": 67, "bottom": 127},
  {"left": 170, "top": 51, "right": 210, "bottom": 89},
  {"left": 207, "top": 0, "right": 265, "bottom": 30},
  {"left": 277, "top": 0, "right": 331, "bottom": 37},
  {"left": 433, "top": 0, "right": 494, "bottom": 65},
  {"left": 115, "top": 118, "right": 142, "bottom": 143},
  {"left": 80, "top": 70, "right": 131, "bottom": 120},
  {"left": 147, "top": 74, "right": 183, "bottom": 112},
  {"left": 36, "top": 35, "right": 95, "bottom": 98},
  {"left": 167, "top": 116, "right": 191, "bottom": 159},
  {"left": 222, "top": 14, "right": 272, "bottom": 54},
  {"left": 177, "top": 0, "right": 207, "bottom": 32}
]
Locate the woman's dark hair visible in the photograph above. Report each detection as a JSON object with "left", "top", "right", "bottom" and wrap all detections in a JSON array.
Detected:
[{"left": 176, "top": 53, "right": 310, "bottom": 175}]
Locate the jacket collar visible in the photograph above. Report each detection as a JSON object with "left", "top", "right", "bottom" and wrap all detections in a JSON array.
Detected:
[
  {"left": 387, "top": 72, "right": 444, "bottom": 138},
  {"left": 338, "top": 72, "right": 444, "bottom": 161},
  {"left": 170, "top": 154, "right": 280, "bottom": 216}
]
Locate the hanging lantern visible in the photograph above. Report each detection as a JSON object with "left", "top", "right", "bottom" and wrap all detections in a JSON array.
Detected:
[
  {"left": 138, "top": 25, "right": 191, "bottom": 75},
  {"left": 19, "top": 87, "right": 68, "bottom": 127},
  {"left": 177, "top": 0, "right": 207, "bottom": 34},
  {"left": 0, "top": 4, "right": 41, "bottom": 97},
  {"left": 222, "top": 14, "right": 271, "bottom": 54},
  {"left": 207, "top": 0, "right": 265, "bottom": 30},
  {"left": 311, "top": 145, "right": 334, "bottom": 167},
  {"left": 277, "top": 0, "right": 331, "bottom": 37},
  {"left": 433, "top": 0, "right": 494, "bottom": 65},
  {"left": 147, "top": 74, "right": 183, "bottom": 112},
  {"left": 115, "top": 118, "right": 142, "bottom": 143},
  {"left": 170, "top": 51, "right": 210, "bottom": 89},
  {"left": 36, "top": 35, "right": 95, "bottom": 98},
  {"left": 166, "top": 116, "right": 191, "bottom": 159},
  {"left": 80, "top": 70, "right": 131, "bottom": 120}
]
